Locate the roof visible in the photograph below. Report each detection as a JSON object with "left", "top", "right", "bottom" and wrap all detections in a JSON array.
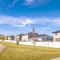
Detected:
[
  {"left": 16, "top": 34, "right": 24, "bottom": 36},
  {"left": 53, "top": 30, "right": 60, "bottom": 33},
  {"left": 0, "top": 34, "right": 5, "bottom": 36},
  {"left": 38, "top": 34, "right": 48, "bottom": 37}
]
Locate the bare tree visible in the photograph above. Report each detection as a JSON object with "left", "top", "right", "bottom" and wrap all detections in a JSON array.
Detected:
[
  {"left": 32, "top": 38, "right": 36, "bottom": 47},
  {"left": 32, "top": 28, "right": 37, "bottom": 48},
  {"left": 16, "top": 39, "right": 19, "bottom": 45}
]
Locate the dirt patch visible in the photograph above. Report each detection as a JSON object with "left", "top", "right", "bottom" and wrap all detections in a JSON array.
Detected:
[{"left": 0, "top": 44, "right": 6, "bottom": 52}]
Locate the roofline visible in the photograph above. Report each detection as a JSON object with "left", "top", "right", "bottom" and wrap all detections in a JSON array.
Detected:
[{"left": 52, "top": 30, "right": 60, "bottom": 33}]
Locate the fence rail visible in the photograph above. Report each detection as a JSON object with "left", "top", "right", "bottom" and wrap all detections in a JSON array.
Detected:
[{"left": 0, "top": 40, "right": 60, "bottom": 48}]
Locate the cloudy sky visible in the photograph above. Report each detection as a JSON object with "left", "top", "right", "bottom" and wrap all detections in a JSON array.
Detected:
[{"left": 0, "top": 0, "right": 60, "bottom": 35}]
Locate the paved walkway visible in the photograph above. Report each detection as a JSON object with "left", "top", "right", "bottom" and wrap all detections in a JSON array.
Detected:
[
  {"left": 0, "top": 44, "right": 6, "bottom": 52},
  {"left": 50, "top": 57, "right": 60, "bottom": 60}
]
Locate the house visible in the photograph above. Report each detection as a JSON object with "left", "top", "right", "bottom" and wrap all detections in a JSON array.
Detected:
[
  {"left": 29, "top": 37, "right": 39, "bottom": 42},
  {"left": 53, "top": 30, "right": 60, "bottom": 42},
  {"left": 7, "top": 35, "right": 14, "bottom": 40},
  {"left": 5, "top": 36, "right": 9, "bottom": 40},
  {"left": 15, "top": 34, "right": 23, "bottom": 41},
  {"left": 0, "top": 34, "right": 5, "bottom": 40},
  {"left": 22, "top": 34, "right": 29, "bottom": 42},
  {"left": 21, "top": 28, "right": 38, "bottom": 42},
  {"left": 22, "top": 32, "right": 38, "bottom": 42},
  {"left": 37, "top": 34, "right": 53, "bottom": 42}
]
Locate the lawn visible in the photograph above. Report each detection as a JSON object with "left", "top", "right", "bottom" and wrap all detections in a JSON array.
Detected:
[{"left": 0, "top": 42, "right": 60, "bottom": 60}]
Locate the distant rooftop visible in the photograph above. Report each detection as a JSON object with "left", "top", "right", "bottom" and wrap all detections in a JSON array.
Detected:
[{"left": 53, "top": 30, "right": 60, "bottom": 33}]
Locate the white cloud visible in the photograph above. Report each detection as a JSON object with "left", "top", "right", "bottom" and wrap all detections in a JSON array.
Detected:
[
  {"left": 13, "top": 18, "right": 34, "bottom": 27},
  {"left": 6, "top": 0, "right": 19, "bottom": 9},
  {"left": 0, "top": 15, "right": 60, "bottom": 35},
  {"left": 0, "top": 15, "right": 60, "bottom": 28},
  {"left": 11, "top": 0, "right": 19, "bottom": 6},
  {"left": 0, "top": 15, "right": 35, "bottom": 27},
  {"left": 29, "top": 17, "right": 60, "bottom": 27},
  {"left": 6, "top": 0, "right": 51, "bottom": 8},
  {"left": 22, "top": 18, "right": 34, "bottom": 26},
  {"left": 53, "top": 18, "right": 60, "bottom": 26},
  {"left": 24, "top": 0, "right": 51, "bottom": 6},
  {"left": 24, "top": 0, "right": 34, "bottom": 5},
  {"left": 37, "top": 27, "right": 52, "bottom": 34}
]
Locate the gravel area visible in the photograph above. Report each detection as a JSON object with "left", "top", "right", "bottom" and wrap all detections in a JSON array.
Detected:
[
  {"left": 50, "top": 57, "right": 60, "bottom": 60},
  {"left": 0, "top": 44, "right": 6, "bottom": 52}
]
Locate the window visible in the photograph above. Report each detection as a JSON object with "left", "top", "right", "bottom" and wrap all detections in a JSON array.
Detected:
[
  {"left": 55, "top": 38, "right": 60, "bottom": 42},
  {"left": 55, "top": 33, "right": 58, "bottom": 36}
]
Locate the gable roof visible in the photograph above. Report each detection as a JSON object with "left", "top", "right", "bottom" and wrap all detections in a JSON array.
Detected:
[
  {"left": 53, "top": 30, "right": 60, "bottom": 33},
  {"left": 37, "top": 34, "right": 49, "bottom": 38}
]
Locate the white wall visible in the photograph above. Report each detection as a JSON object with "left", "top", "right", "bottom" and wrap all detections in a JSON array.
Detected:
[
  {"left": 15, "top": 36, "right": 20, "bottom": 40},
  {"left": 0, "top": 40, "right": 60, "bottom": 48},
  {"left": 22, "top": 35, "right": 29, "bottom": 41},
  {"left": 53, "top": 33, "right": 60, "bottom": 42},
  {"left": 19, "top": 42, "right": 60, "bottom": 48}
]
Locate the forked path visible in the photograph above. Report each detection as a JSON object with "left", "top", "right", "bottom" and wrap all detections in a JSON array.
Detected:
[{"left": 0, "top": 44, "right": 6, "bottom": 52}]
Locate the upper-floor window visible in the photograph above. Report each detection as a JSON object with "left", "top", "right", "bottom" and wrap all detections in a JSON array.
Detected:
[
  {"left": 56, "top": 38, "right": 60, "bottom": 42},
  {"left": 55, "top": 33, "right": 58, "bottom": 36}
]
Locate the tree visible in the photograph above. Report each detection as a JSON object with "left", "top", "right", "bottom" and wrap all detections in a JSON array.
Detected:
[
  {"left": 16, "top": 39, "right": 19, "bottom": 45},
  {"left": 32, "top": 38, "right": 36, "bottom": 47},
  {"left": 0, "top": 34, "right": 5, "bottom": 41},
  {"left": 32, "top": 27, "right": 37, "bottom": 48}
]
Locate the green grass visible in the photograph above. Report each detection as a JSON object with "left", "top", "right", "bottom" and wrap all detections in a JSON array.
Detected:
[{"left": 0, "top": 42, "right": 60, "bottom": 60}]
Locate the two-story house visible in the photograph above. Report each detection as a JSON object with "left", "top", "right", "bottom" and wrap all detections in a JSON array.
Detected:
[{"left": 53, "top": 30, "right": 60, "bottom": 42}]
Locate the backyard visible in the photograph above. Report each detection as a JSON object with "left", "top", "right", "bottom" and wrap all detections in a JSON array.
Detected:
[{"left": 0, "top": 42, "right": 60, "bottom": 60}]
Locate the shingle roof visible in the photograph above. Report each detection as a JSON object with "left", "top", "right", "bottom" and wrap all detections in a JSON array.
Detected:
[
  {"left": 37, "top": 34, "right": 49, "bottom": 38},
  {"left": 53, "top": 30, "right": 60, "bottom": 33}
]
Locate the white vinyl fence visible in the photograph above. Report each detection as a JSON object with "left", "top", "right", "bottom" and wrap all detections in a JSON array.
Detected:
[{"left": 0, "top": 40, "right": 60, "bottom": 48}]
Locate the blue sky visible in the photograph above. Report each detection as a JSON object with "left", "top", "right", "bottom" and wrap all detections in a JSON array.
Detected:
[{"left": 0, "top": 0, "right": 60, "bottom": 35}]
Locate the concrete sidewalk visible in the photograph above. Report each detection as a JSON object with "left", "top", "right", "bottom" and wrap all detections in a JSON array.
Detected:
[
  {"left": 0, "top": 44, "right": 6, "bottom": 52},
  {"left": 50, "top": 57, "right": 60, "bottom": 60}
]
